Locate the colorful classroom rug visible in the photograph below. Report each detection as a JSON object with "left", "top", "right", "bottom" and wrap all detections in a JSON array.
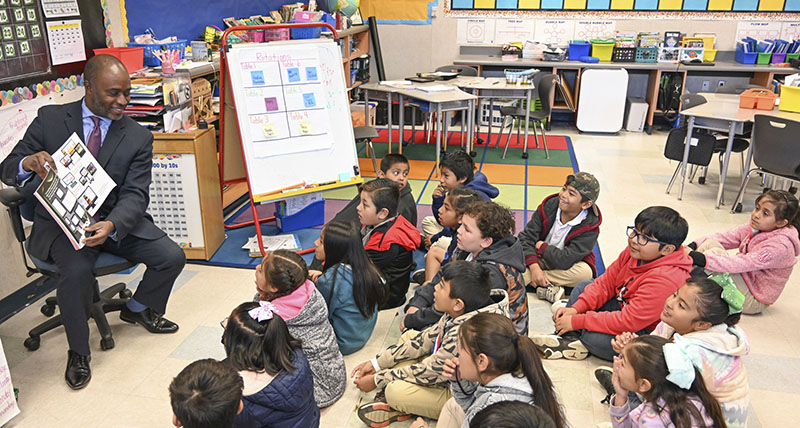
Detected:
[{"left": 189, "top": 130, "right": 604, "bottom": 276}]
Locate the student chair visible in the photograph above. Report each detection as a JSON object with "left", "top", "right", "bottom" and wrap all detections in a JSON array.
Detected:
[
  {"left": 730, "top": 115, "right": 800, "bottom": 213},
  {"left": 354, "top": 125, "right": 380, "bottom": 174},
  {"left": 0, "top": 183, "right": 135, "bottom": 352},
  {"left": 498, "top": 73, "right": 558, "bottom": 160}
]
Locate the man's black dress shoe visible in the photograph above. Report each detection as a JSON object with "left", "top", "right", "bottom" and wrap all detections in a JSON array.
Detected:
[
  {"left": 65, "top": 350, "right": 91, "bottom": 390},
  {"left": 120, "top": 306, "right": 179, "bottom": 334}
]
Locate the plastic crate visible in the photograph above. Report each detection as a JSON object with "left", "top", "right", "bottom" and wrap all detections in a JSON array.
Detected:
[
  {"left": 479, "top": 99, "right": 516, "bottom": 126},
  {"left": 771, "top": 53, "right": 787, "bottom": 64},
  {"left": 590, "top": 40, "right": 614, "bottom": 61},
  {"left": 735, "top": 47, "right": 757, "bottom": 64},
  {"left": 274, "top": 199, "right": 325, "bottom": 232},
  {"left": 779, "top": 84, "right": 800, "bottom": 113},
  {"left": 612, "top": 47, "right": 636, "bottom": 62},
  {"left": 787, "top": 53, "right": 800, "bottom": 63},
  {"left": 739, "top": 88, "right": 777, "bottom": 110},
  {"left": 263, "top": 27, "right": 290, "bottom": 41},
  {"left": 658, "top": 46, "right": 681, "bottom": 63},
  {"left": 542, "top": 50, "right": 566, "bottom": 61},
  {"left": 568, "top": 40, "right": 590, "bottom": 60},
  {"left": 93, "top": 47, "right": 144, "bottom": 73},
  {"left": 704, "top": 49, "right": 717, "bottom": 62},
  {"left": 635, "top": 47, "right": 658, "bottom": 63},
  {"left": 756, "top": 52, "right": 772, "bottom": 65},
  {"left": 681, "top": 47, "right": 704, "bottom": 62},
  {"left": 127, "top": 40, "right": 188, "bottom": 67},
  {"left": 291, "top": 14, "right": 335, "bottom": 40}
]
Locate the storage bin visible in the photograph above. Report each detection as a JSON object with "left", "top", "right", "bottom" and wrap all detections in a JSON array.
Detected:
[
  {"left": 635, "top": 47, "right": 658, "bottom": 63},
  {"left": 756, "top": 52, "right": 772, "bottom": 65},
  {"left": 681, "top": 47, "right": 704, "bottom": 62},
  {"left": 612, "top": 47, "right": 636, "bottom": 62},
  {"left": 93, "top": 47, "right": 144, "bottom": 73},
  {"left": 274, "top": 199, "right": 325, "bottom": 232},
  {"left": 568, "top": 40, "right": 590, "bottom": 60},
  {"left": 735, "top": 47, "right": 758, "bottom": 64},
  {"left": 127, "top": 40, "right": 188, "bottom": 67},
  {"left": 658, "top": 46, "right": 681, "bottom": 63},
  {"left": 590, "top": 39, "right": 615, "bottom": 61},
  {"left": 779, "top": 85, "right": 800, "bottom": 113},
  {"left": 739, "top": 88, "right": 777, "bottom": 110},
  {"left": 771, "top": 53, "right": 786, "bottom": 64},
  {"left": 504, "top": 68, "right": 536, "bottom": 85},
  {"left": 291, "top": 14, "right": 335, "bottom": 40},
  {"left": 703, "top": 49, "right": 717, "bottom": 62},
  {"left": 787, "top": 53, "right": 800, "bottom": 62},
  {"left": 263, "top": 27, "right": 290, "bottom": 41},
  {"left": 542, "top": 50, "right": 566, "bottom": 61}
]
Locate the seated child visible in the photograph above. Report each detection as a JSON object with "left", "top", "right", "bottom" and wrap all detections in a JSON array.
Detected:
[
  {"left": 351, "top": 261, "right": 511, "bottom": 424},
  {"left": 254, "top": 250, "right": 345, "bottom": 407},
  {"left": 405, "top": 200, "right": 529, "bottom": 335},
  {"left": 333, "top": 153, "right": 417, "bottom": 227},
  {"left": 222, "top": 301, "right": 320, "bottom": 428},
  {"left": 604, "top": 274, "right": 750, "bottom": 428},
  {"left": 309, "top": 220, "right": 388, "bottom": 355},
  {"left": 420, "top": 186, "right": 481, "bottom": 284},
  {"left": 169, "top": 359, "right": 243, "bottom": 428},
  {"left": 518, "top": 172, "right": 602, "bottom": 303},
  {"left": 358, "top": 178, "right": 421, "bottom": 309},
  {"left": 422, "top": 150, "right": 499, "bottom": 251},
  {"left": 532, "top": 206, "right": 692, "bottom": 361},
  {"left": 607, "top": 335, "right": 726, "bottom": 428},
  {"left": 429, "top": 312, "right": 566, "bottom": 428},
  {"left": 470, "top": 401, "right": 559, "bottom": 428},
  {"left": 686, "top": 189, "right": 800, "bottom": 314}
]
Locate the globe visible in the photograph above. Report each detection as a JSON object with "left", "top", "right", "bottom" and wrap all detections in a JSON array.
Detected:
[{"left": 320, "top": 0, "right": 359, "bottom": 17}]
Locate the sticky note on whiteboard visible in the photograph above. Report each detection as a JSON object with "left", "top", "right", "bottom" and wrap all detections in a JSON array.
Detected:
[
  {"left": 264, "top": 97, "right": 279, "bottom": 111},
  {"left": 302, "top": 93, "right": 316, "bottom": 108},
  {"left": 250, "top": 70, "right": 265, "bottom": 86},
  {"left": 306, "top": 67, "right": 318, "bottom": 81},
  {"left": 262, "top": 123, "right": 276, "bottom": 137},
  {"left": 299, "top": 122, "right": 312, "bottom": 134},
  {"left": 287, "top": 67, "right": 300, "bottom": 82}
]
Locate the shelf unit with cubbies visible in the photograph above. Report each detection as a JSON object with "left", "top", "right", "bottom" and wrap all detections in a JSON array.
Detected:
[{"left": 337, "top": 25, "right": 370, "bottom": 100}]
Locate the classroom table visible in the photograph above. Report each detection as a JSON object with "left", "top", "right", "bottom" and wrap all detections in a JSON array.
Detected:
[
  {"left": 675, "top": 93, "right": 800, "bottom": 209},
  {"left": 454, "top": 76, "right": 537, "bottom": 158},
  {"left": 361, "top": 81, "right": 477, "bottom": 175}
]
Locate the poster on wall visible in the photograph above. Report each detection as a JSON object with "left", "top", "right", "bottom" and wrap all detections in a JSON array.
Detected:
[
  {"left": 534, "top": 20, "right": 575, "bottom": 45},
  {"left": 457, "top": 19, "right": 496, "bottom": 44},
  {"left": 735, "top": 21, "right": 783, "bottom": 48},
  {"left": 45, "top": 19, "right": 85, "bottom": 65},
  {"left": 0, "top": 0, "right": 51, "bottom": 83},
  {"left": 494, "top": 19, "right": 535, "bottom": 44}
]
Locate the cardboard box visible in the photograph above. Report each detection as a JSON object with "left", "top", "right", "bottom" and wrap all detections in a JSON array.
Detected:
[{"left": 350, "top": 102, "right": 377, "bottom": 127}]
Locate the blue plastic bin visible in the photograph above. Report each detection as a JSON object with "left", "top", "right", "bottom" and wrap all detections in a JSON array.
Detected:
[
  {"left": 274, "top": 199, "right": 325, "bottom": 232},
  {"left": 568, "top": 41, "right": 590, "bottom": 60},
  {"left": 735, "top": 47, "right": 758, "bottom": 64},
  {"left": 127, "top": 40, "right": 188, "bottom": 67},
  {"left": 291, "top": 14, "right": 335, "bottom": 40}
]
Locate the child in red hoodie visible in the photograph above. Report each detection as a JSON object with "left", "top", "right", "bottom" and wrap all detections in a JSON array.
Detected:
[{"left": 532, "top": 206, "right": 692, "bottom": 361}]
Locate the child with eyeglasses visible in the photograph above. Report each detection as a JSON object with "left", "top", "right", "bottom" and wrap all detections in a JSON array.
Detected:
[
  {"left": 685, "top": 190, "right": 800, "bottom": 314},
  {"left": 531, "top": 206, "right": 693, "bottom": 362}
]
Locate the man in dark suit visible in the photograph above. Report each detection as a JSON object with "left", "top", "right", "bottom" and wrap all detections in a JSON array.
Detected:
[{"left": 0, "top": 55, "right": 185, "bottom": 389}]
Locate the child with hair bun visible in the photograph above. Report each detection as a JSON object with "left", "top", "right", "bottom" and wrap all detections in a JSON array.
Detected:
[
  {"left": 605, "top": 274, "right": 749, "bottom": 427},
  {"left": 254, "top": 250, "right": 345, "bottom": 407},
  {"left": 687, "top": 189, "right": 800, "bottom": 314},
  {"left": 222, "top": 301, "right": 320, "bottom": 427}
]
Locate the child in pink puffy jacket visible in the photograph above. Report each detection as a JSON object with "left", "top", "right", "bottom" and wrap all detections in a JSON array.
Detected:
[{"left": 687, "top": 190, "right": 800, "bottom": 314}]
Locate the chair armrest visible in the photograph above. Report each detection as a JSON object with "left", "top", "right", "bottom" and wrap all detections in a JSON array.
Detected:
[{"left": 0, "top": 187, "right": 27, "bottom": 243}]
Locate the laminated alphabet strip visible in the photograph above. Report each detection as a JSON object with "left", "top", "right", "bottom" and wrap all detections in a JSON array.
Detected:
[{"left": 0, "top": 74, "right": 83, "bottom": 107}]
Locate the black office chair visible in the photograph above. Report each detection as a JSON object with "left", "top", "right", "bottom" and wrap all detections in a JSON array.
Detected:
[
  {"left": 354, "top": 125, "right": 380, "bottom": 175},
  {"left": 730, "top": 115, "right": 800, "bottom": 213},
  {"left": 498, "top": 73, "right": 557, "bottom": 159},
  {"left": 0, "top": 183, "right": 135, "bottom": 352}
]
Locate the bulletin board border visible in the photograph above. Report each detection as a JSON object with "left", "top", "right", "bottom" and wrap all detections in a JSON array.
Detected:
[{"left": 444, "top": 0, "right": 800, "bottom": 19}]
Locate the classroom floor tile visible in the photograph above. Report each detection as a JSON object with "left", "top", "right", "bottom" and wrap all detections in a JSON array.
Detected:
[{"left": 0, "top": 124, "right": 793, "bottom": 427}]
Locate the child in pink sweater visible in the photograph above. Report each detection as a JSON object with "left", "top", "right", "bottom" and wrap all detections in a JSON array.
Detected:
[{"left": 687, "top": 190, "right": 800, "bottom": 314}]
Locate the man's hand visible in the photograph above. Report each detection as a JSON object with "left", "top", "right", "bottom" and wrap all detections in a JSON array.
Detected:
[
  {"left": 528, "top": 263, "right": 550, "bottom": 288},
  {"left": 552, "top": 306, "right": 577, "bottom": 322},
  {"left": 21, "top": 151, "right": 57, "bottom": 179},
  {"left": 432, "top": 184, "right": 446, "bottom": 198},
  {"left": 82, "top": 221, "right": 115, "bottom": 247}
]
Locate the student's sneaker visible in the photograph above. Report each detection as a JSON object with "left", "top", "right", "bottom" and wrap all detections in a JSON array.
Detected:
[
  {"left": 357, "top": 402, "right": 412, "bottom": 428},
  {"left": 594, "top": 366, "right": 615, "bottom": 404},
  {"left": 411, "top": 269, "right": 426, "bottom": 285},
  {"left": 550, "top": 299, "right": 569, "bottom": 314},
  {"left": 536, "top": 284, "right": 565, "bottom": 303},
  {"left": 531, "top": 334, "right": 589, "bottom": 360}
]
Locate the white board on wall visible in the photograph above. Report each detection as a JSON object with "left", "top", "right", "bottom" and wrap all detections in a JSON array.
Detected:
[{"left": 226, "top": 39, "right": 360, "bottom": 202}]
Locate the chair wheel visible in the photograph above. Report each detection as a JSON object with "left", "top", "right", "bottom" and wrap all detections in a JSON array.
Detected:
[
  {"left": 119, "top": 289, "right": 132, "bottom": 299},
  {"left": 698, "top": 177, "right": 706, "bottom": 185},
  {"left": 735, "top": 203, "right": 743, "bottom": 213},
  {"left": 469, "top": 151, "right": 477, "bottom": 157},
  {"left": 475, "top": 138, "right": 484, "bottom": 146},
  {"left": 24, "top": 336, "right": 40, "bottom": 351},
  {"left": 789, "top": 187, "right": 797, "bottom": 195},
  {"left": 100, "top": 337, "right": 115, "bottom": 351},
  {"left": 521, "top": 152, "right": 529, "bottom": 159},
  {"left": 40, "top": 304, "right": 55, "bottom": 317}
]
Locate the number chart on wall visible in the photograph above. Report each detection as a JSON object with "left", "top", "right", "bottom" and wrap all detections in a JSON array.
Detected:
[
  {"left": 0, "top": 0, "right": 50, "bottom": 83},
  {"left": 147, "top": 154, "right": 205, "bottom": 249},
  {"left": 226, "top": 39, "right": 360, "bottom": 203},
  {"left": 448, "top": 0, "right": 800, "bottom": 13}
]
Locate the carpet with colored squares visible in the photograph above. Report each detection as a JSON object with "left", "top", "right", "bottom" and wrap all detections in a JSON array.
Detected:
[{"left": 189, "top": 129, "right": 604, "bottom": 277}]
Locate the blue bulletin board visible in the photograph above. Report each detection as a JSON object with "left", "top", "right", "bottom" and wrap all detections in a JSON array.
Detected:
[{"left": 121, "top": 0, "right": 299, "bottom": 42}]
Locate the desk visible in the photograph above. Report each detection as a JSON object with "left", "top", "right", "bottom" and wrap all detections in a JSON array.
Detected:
[
  {"left": 455, "top": 77, "right": 537, "bottom": 158},
  {"left": 361, "top": 82, "right": 477, "bottom": 175},
  {"left": 677, "top": 93, "right": 800, "bottom": 209}
]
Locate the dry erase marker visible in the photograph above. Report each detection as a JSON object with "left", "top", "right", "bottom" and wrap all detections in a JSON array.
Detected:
[{"left": 315, "top": 180, "right": 338, "bottom": 187}]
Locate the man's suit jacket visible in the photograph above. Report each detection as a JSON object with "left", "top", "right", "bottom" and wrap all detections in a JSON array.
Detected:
[{"left": 0, "top": 100, "right": 164, "bottom": 260}]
